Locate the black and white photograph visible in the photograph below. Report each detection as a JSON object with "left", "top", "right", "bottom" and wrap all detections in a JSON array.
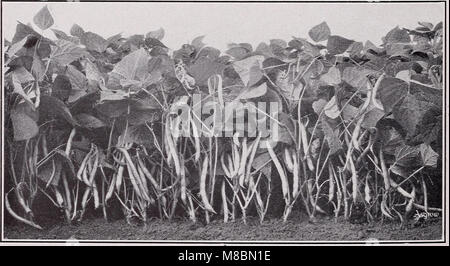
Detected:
[{"left": 0, "top": 0, "right": 448, "bottom": 248}]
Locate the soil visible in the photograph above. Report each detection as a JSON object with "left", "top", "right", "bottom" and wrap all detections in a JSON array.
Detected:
[{"left": 4, "top": 214, "right": 442, "bottom": 242}]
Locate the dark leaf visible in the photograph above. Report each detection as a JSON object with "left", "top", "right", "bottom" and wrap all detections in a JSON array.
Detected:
[
  {"left": 308, "top": 22, "right": 331, "bottom": 42},
  {"left": 392, "top": 93, "right": 435, "bottom": 138},
  {"left": 146, "top": 28, "right": 165, "bottom": 40},
  {"left": 327, "top": 35, "right": 354, "bottom": 55},
  {"left": 39, "top": 95, "right": 77, "bottom": 125},
  {"left": 81, "top": 32, "right": 108, "bottom": 53},
  {"left": 52, "top": 74, "right": 72, "bottom": 102},
  {"left": 376, "top": 77, "right": 409, "bottom": 113},
  {"left": 384, "top": 26, "right": 411, "bottom": 44},
  {"left": 70, "top": 24, "right": 85, "bottom": 38},
  {"left": 187, "top": 57, "right": 226, "bottom": 86},
  {"left": 75, "top": 113, "right": 106, "bottom": 129}
]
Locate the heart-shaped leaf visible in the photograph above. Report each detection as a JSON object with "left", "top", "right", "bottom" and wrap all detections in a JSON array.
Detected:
[
  {"left": 320, "top": 66, "right": 341, "bottom": 85},
  {"left": 10, "top": 107, "right": 39, "bottom": 141},
  {"left": 308, "top": 22, "right": 331, "bottom": 42},
  {"left": 70, "top": 24, "right": 85, "bottom": 38},
  {"left": 33, "top": 6, "right": 54, "bottom": 31},
  {"left": 146, "top": 28, "right": 165, "bottom": 40},
  {"left": 232, "top": 55, "right": 265, "bottom": 87},
  {"left": 75, "top": 113, "right": 106, "bottom": 129},
  {"left": 327, "top": 35, "right": 354, "bottom": 55},
  {"left": 419, "top": 143, "right": 438, "bottom": 167},
  {"left": 50, "top": 39, "right": 85, "bottom": 66}
]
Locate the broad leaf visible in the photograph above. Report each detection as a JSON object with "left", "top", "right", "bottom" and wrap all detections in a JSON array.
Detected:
[
  {"left": 324, "top": 96, "right": 340, "bottom": 119},
  {"left": 187, "top": 57, "right": 226, "bottom": 86},
  {"left": 419, "top": 143, "right": 438, "bottom": 167},
  {"left": 52, "top": 74, "right": 72, "bottom": 102},
  {"left": 75, "top": 113, "right": 106, "bottom": 129},
  {"left": 393, "top": 93, "right": 435, "bottom": 138},
  {"left": 33, "top": 6, "right": 54, "bottom": 31},
  {"left": 376, "top": 77, "right": 409, "bottom": 113},
  {"left": 146, "top": 28, "right": 165, "bottom": 40},
  {"left": 109, "top": 48, "right": 149, "bottom": 85},
  {"left": 39, "top": 95, "right": 77, "bottom": 125},
  {"left": 70, "top": 24, "right": 85, "bottom": 38},
  {"left": 320, "top": 115, "right": 342, "bottom": 154},
  {"left": 232, "top": 55, "right": 265, "bottom": 87},
  {"left": 81, "top": 32, "right": 108, "bottom": 53},
  {"left": 10, "top": 107, "right": 39, "bottom": 141},
  {"left": 308, "top": 22, "right": 331, "bottom": 42},
  {"left": 50, "top": 39, "right": 85, "bottom": 66},
  {"left": 384, "top": 26, "right": 411, "bottom": 44},
  {"left": 320, "top": 66, "right": 341, "bottom": 85},
  {"left": 236, "top": 82, "right": 267, "bottom": 100},
  {"left": 327, "top": 35, "right": 354, "bottom": 55}
]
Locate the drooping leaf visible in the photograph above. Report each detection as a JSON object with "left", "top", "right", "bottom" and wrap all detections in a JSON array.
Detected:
[
  {"left": 327, "top": 35, "right": 354, "bottom": 55},
  {"left": 393, "top": 144, "right": 420, "bottom": 169},
  {"left": 10, "top": 107, "right": 39, "bottom": 141},
  {"left": 52, "top": 74, "right": 72, "bottom": 102},
  {"left": 320, "top": 115, "right": 342, "bottom": 154},
  {"left": 312, "top": 98, "right": 327, "bottom": 115},
  {"left": 99, "top": 89, "right": 128, "bottom": 102},
  {"left": 191, "top": 35, "right": 206, "bottom": 51},
  {"left": 120, "top": 124, "right": 154, "bottom": 147},
  {"left": 31, "top": 54, "right": 45, "bottom": 82},
  {"left": 11, "top": 66, "right": 34, "bottom": 83},
  {"left": 252, "top": 152, "right": 272, "bottom": 179},
  {"left": 187, "top": 57, "right": 226, "bottom": 86},
  {"left": 81, "top": 32, "right": 108, "bottom": 53},
  {"left": 232, "top": 55, "right": 265, "bottom": 87},
  {"left": 341, "top": 104, "right": 359, "bottom": 122},
  {"left": 6, "top": 35, "right": 29, "bottom": 59},
  {"left": 84, "top": 59, "right": 103, "bottom": 82},
  {"left": 419, "top": 143, "right": 438, "bottom": 167},
  {"left": 361, "top": 107, "right": 385, "bottom": 129},
  {"left": 33, "top": 6, "right": 54, "bottom": 31},
  {"left": 74, "top": 113, "right": 105, "bottom": 129},
  {"left": 10, "top": 71, "right": 33, "bottom": 105},
  {"left": 274, "top": 112, "right": 295, "bottom": 145},
  {"left": 226, "top": 46, "right": 249, "bottom": 60},
  {"left": 50, "top": 39, "right": 85, "bottom": 66},
  {"left": 376, "top": 77, "right": 409, "bottom": 113},
  {"left": 127, "top": 109, "right": 161, "bottom": 126},
  {"left": 347, "top": 41, "right": 363, "bottom": 57},
  {"left": 109, "top": 48, "right": 150, "bottom": 86},
  {"left": 236, "top": 82, "right": 267, "bottom": 100},
  {"left": 409, "top": 106, "right": 441, "bottom": 145},
  {"left": 37, "top": 159, "right": 62, "bottom": 186},
  {"left": 95, "top": 99, "right": 130, "bottom": 118},
  {"left": 144, "top": 37, "right": 167, "bottom": 49},
  {"left": 65, "top": 65, "right": 89, "bottom": 103},
  {"left": 320, "top": 66, "right": 341, "bottom": 85},
  {"left": 308, "top": 22, "right": 331, "bottom": 42},
  {"left": 384, "top": 26, "right": 411, "bottom": 44},
  {"left": 52, "top": 29, "right": 80, "bottom": 44},
  {"left": 380, "top": 127, "right": 405, "bottom": 155},
  {"left": 146, "top": 28, "right": 165, "bottom": 40},
  {"left": 323, "top": 96, "right": 340, "bottom": 119},
  {"left": 39, "top": 95, "right": 77, "bottom": 125},
  {"left": 70, "top": 24, "right": 85, "bottom": 38},
  {"left": 392, "top": 93, "right": 435, "bottom": 139}
]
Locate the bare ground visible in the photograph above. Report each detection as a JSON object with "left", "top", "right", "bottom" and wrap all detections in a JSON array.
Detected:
[{"left": 4, "top": 215, "right": 442, "bottom": 242}]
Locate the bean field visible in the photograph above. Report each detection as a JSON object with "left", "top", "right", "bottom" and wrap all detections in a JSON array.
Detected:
[{"left": 3, "top": 6, "right": 444, "bottom": 241}]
